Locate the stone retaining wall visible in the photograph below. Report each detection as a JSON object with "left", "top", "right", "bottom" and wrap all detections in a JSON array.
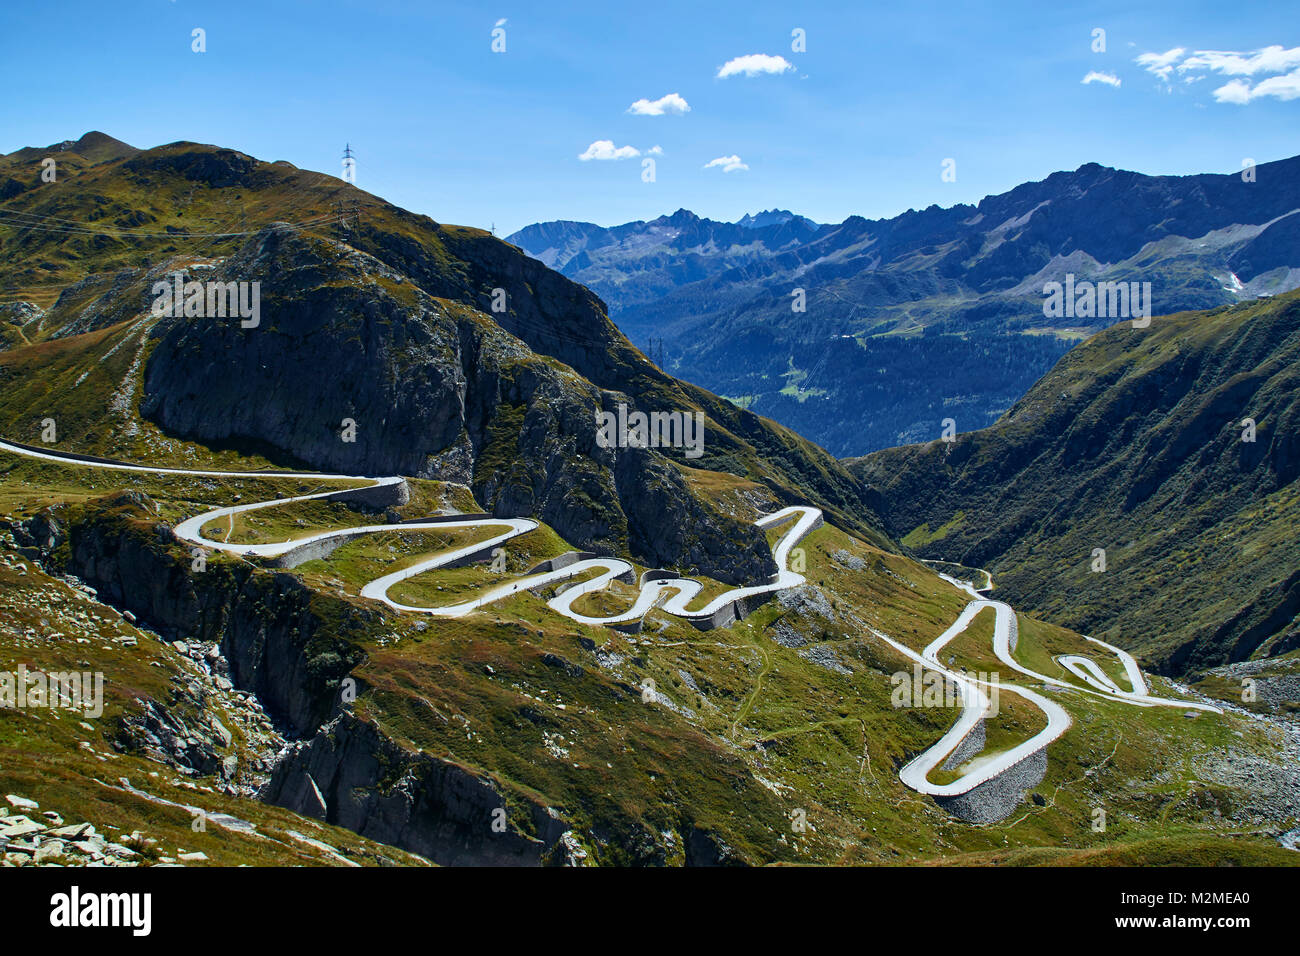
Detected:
[
  {"left": 934, "top": 747, "right": 1047, "bottom": 824},
  {"left": 940, "top": 717, "right": 986, "bottom": 771}
]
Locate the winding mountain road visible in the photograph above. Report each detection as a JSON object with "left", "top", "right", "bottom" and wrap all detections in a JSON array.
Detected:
[
  {"left": 0, "top": 438, "right": 819, "bottom": 628},
  {"left": 877, "top": 598, "right": 1220, "bottom": 798},
  {"left": 1, "top": 437, "right": 1219, "bottom": 807}
]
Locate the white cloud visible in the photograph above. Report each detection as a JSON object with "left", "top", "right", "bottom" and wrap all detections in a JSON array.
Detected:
[
  {"left": 1213, "top": 79, "right": 1252, "bottom": 104},
  {"left": 1180, "top": 45, "right": 1300, "bottom": 76},
  {"left": 1136, "top": 47, "right": 1185, "bottom": 81},
  {"left": 1136, "top": 44, "right": 1300, "bottom": 104},
  {"left": 1250, "top": 68, "right": 1300, "bottom": 100},
  {"left": 703, "top": 155, "right": 748, "bottom": 173},
  {"left": 716, "top": 54, "right": 793, "bottom": 79},
  {"left": 1081, "top": 71, "right": 1121, "bottom": 88},
  {"left": 578, "top": 140, "right": 640, "bottom": 161},
  {"left": 647, "top": 145, "right": 664, "bottom": 155},
  {"left": 1214, "top": 68, "right": 1300, "bottom": 103},
  {"left": 627, "top": 93, "right": 690, "bottom": 116}
]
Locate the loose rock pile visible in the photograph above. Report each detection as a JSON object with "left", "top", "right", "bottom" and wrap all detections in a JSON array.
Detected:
[{"left": 0, "top": 793, "right": 188, "bottom": 867}]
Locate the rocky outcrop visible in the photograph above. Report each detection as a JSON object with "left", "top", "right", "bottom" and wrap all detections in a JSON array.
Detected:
[
  {"left": 119, "top": 696, "right": 227, "bottom": 778},
  {"left": 60, "top": 493, "right": 362, "bottom": 736},
  {"left": 0, "top": 301, "right": 41, "bottom": 327},
  {"left": 47, "top": 267, "right": 151, "bottom": 339},
  {"left": 262, "top": 712, "right": 571, "bottom": 866},
  {"left": 138, "top": 224, "right": 776, "bottom": 584},
  {"left": 612, "top": 445, "right": 774, "bottom": 583}
]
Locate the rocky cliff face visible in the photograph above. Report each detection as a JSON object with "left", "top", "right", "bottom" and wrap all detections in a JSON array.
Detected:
[
  {"left": 262, "top": 712, "right": 574, "bottom": 866},
  {"left": 261, "top": 708, "right": 744, "bottom": 866}
]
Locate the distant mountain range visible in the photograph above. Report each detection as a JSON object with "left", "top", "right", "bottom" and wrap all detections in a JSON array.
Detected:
[
  {"left": 508, "top": 157, "right": 1300, "bottom": 457},
  {"left": 507, "top": 208, "right": 824, "bottom": 309}
]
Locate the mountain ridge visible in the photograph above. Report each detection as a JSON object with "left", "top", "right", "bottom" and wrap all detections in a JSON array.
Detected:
[{"left": 508, "top": 155, "right": 1300, "bottom": 457}]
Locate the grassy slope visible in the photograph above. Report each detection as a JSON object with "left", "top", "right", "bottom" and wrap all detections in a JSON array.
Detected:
[{"left": 0, "top": 544, "right": 429, "bottom": 867}]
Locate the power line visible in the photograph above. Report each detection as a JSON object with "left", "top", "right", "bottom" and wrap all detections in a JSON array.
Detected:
[
  {"left": 333, "top": 197, "right": 361, "bottom": 242},
  {"left": 0, "top": 207, "right": 345, "bottom": 238}
]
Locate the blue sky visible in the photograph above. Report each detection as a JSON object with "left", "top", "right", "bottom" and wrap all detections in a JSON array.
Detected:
[{"left": 1, "top": 0, "right": 1296, "bottom": 235}]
